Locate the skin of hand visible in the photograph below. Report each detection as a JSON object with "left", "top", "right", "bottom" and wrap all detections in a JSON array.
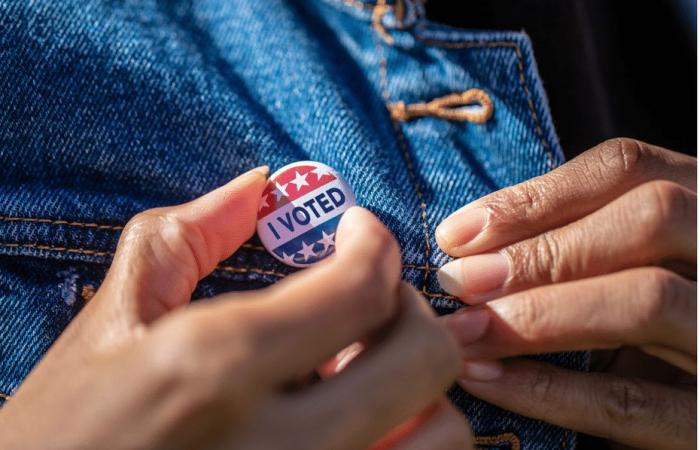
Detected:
[
  {"left": 0, "top": 167, "right": 472, "bottom": 450},
  {"left": 435, "top": 138, "right": 697, "bottom": 450}
]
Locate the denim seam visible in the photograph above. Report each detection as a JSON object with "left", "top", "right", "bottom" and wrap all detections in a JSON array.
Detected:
[
  {"left": 402, "top": 263, "right": 439, "bottom": 272},
  {"left": 0, "top": 216, "right": 265, "bottom": 251},
  {"left": 216, "top": 264, "right": 289, "bottom": 279},
  {"left": 327, "top": 0, "right": 423, "bottom": 29},
  {"left": 0, "top": 242, "right": 115, "bottom": 258},
  {"left": 0, "top": 216, "right": 443, "bottom": 271},
  {"left": 0, "top": 391, "right": 9, "bottom": 401},
  {"left": 373, "top": 2, "right": 433, "bottom": 299},
  {"left": 219, "top": 263, "right": 456, "bottom": 299},
  {"left": 0, "top": 239, "right": 439, "bottom": 272},
  {"left": 474, "top": 432, "right": 521, "bottom": 449},
  {"left": 0, "top": 241, "right": 458, "bottom": 299},
  {"left": 0, "top": 215, "right": 125, "bottom": 231}
]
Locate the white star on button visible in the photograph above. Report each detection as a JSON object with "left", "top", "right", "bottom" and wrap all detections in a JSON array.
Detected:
[
  {"left": 310, "top": 165, "right": 333, "bottom": 180},
  {"left": 318, "top": 230, "right": 335, "bottom": 252},
  {"left": 289, "top": 170, "right": 310, "bottom": 191},
  {"left": 297, "top": 241, "right": 317, "bottom": 261},
  {"left": 273, "top": 182, "right": 288, "bottom": 200},
  {"left": 258, "top": 195, "right": 269, "bottom": 211},
  {"left": 279, "top": 251, "right": 297, "bottom": 266}
]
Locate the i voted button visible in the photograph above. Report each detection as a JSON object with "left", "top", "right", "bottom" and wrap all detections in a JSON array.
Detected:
[{"left": 256, "top": 161, "right": 356, "bottom": 268}]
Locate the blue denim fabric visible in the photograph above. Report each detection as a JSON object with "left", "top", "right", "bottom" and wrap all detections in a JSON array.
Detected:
[{"left": 0, "top": 0, "right": 586, "bottom": 447}]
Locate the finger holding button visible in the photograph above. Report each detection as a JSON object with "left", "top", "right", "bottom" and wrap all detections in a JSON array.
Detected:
[
  {"left": 437, "top": 179, "right": 696, "bottom": 302},
  {"left": 435, "top": 138, "right": 695, "bottom": 259}
]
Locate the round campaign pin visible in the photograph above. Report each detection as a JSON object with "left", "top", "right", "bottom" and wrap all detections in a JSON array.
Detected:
[{"left": 256, "top": 161, "right": 356, "bottom": 268}]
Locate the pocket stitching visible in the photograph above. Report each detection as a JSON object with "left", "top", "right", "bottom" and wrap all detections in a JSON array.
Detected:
[
  {"left": 373, "top": 2, "right": 433, "bottom": 298},
  {"left": 0, "top": 240, "right": 458, "bottom": 300},
  {"left": 415, "top": 37, "right": 555, "bottom": 170}
]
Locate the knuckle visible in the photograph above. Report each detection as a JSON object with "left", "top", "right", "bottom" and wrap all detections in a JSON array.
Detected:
[
  {"left": 342, "top": 265, "right": 384, "bottom": 312},
  {"left": 534, "top": 232, "right": 566, "bottom": 283},
  {"left": 604, "top": 378, "right": 651, "bottom": 427},
  {"left": 124, "top": 210, "right": 204, "bottom": 255},
  {"left": 632, "top": 181, "right": 689, "bottom": 244},
  {"left": 595, "top": 137, "right": 646, "bottom": 174},
  {"left": 486, "top": 181, "right": 548, "bottom": 226},
  {"left": 123, "top": 209, "right": 165, "bottom": 241},
  {"left": 637, "top": 268, "right": 690, "bottom": 327},
  {"left": 507, "top": 231, "right": 568, "bottom": 285}
]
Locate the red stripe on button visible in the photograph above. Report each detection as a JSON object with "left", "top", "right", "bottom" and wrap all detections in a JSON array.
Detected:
[{"left": 257, "top": 165, "right": 337, "bottom": 219}]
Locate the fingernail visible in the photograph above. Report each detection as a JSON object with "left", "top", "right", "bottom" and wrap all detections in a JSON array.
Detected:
[
  {"left": 234, "top": 166, "right": 270, "bottom": 186},
  {"left": 335, "top": 342, "right": 363, "bottom": 373},
  {"left": 442, "top": 308, "right": 490, "bottom": 346},
  {"left": 436, "top": 207, "right": 488, "bottom": 251},
  {"left": 437, "top": 253, "right": 509, "bottom": 299},
  {"left": 460, "top": 360, "right": 503, "bottom": 381},
  {"left": 251, "top": 165, "right": 270, "bottom": 177}
]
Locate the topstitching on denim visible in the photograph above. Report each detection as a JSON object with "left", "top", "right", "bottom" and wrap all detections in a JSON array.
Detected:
[{"left": 0, "top": 210, "right": 459, "bottom": 303}]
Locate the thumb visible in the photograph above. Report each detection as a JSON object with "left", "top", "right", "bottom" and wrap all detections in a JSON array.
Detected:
[{"left": 75, "top": 166, "right": 268, "bottom": 348}]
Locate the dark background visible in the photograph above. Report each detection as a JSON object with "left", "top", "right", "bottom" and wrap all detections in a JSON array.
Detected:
[{"left": 426, "top": 0, "right": 697, "bottom": 159}]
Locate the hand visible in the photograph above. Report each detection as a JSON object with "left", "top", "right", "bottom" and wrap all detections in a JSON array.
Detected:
[
  {"left": 0, "top": 168, "right": 471, "bottom": 450},
  {"left": 435, "top": 139, "right": 696, "bottom": 449}
]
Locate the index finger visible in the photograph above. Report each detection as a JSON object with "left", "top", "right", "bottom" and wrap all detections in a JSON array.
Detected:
[{"left": 436, "top": 138, "right": 696, "bottom": 257}]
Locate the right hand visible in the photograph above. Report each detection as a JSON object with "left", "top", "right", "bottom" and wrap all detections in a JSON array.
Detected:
[{"left": 0, "top": 167, "right": 470, "bottom": 450}]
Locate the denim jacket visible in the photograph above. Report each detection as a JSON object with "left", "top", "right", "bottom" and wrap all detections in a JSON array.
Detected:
[{"left": 0, "top": 0, "right": 586, "bottom": 448}]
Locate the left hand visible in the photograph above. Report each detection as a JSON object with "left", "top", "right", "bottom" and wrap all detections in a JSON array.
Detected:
[{"left": 434, "top": 138, "right": 696, "bottom": 450}]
